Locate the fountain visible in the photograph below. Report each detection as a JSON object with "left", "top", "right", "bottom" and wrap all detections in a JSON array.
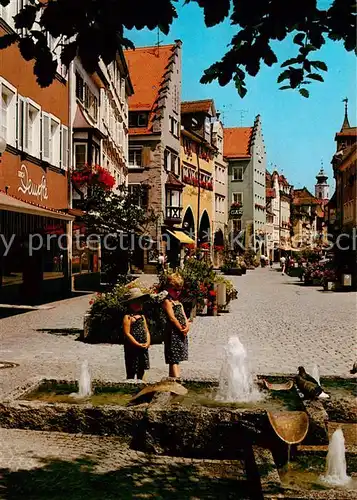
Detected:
[
  {"left": 321, "top": 428, "right": 351, "bottom": 487},
  {"left": 311, "top": 364, "right": 320, "bottom": 385},
  {"left": 70, "top": 360, "right": 92, "bottom": 398},
  {"left": 216, "top": 336, "right": 262, "bottom": 403}
]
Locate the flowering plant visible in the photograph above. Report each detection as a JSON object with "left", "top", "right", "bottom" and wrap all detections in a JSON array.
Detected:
[
  {"left": 72, "top": 164, "right": 115, "bottom": 191},
  {"left": 231, "top": 202, "right": 242, "bottom": 208}
]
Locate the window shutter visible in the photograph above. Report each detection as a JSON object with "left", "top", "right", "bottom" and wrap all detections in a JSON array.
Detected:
[
  {"left": 61, "top": 125, "right": 69, "bottom": 169},
  {"left": 22, "top": 99, "right": 29, "bottom": 152},
  {"left": 142, "top": 147, "right": 151, "bottom": 167},
  {"left": 42, "top": 112, "right": 51, "bottom": 162}
]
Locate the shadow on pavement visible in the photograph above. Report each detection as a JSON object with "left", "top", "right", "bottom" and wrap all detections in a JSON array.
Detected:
[
  {"left": 0, "top": 456, "right": 252, "bottom": 500},
  {"left": 36, "top": 328, "right": 84, "bottom": 337}
]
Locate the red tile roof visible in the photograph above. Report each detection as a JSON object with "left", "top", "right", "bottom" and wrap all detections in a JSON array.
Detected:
[
  {"left": 223, "top": 127, "right": 253, "bottom": 159},
  {"left": 335, "top": 127, "right": 357, "bottom": 138},
  {"left": 181, "top": 100, "right": 214, "bottom": 115},
  {"left": 292, "top": 188, "right": 319, "bottom": 206},
  {"left": 124, "top": 44, "right": 176, "bottom": 134}
]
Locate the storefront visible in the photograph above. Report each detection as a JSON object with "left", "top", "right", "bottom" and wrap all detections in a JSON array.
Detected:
[
  {"left": 0, "top": 154, "right": 72, "bottom": 304},
  {"left": 0, "top": 193, "right": 73, "bottom": 304}
]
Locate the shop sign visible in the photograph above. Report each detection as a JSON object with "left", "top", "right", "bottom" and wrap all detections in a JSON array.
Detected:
[
  {"left": 18, "top": 164, "right": 48, "bottom": 201},
  {"left": 229, "top": 207, "right": 243, "bottom": 219}
]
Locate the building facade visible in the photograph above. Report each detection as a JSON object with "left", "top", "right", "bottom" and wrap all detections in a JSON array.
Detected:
[
  {"left": 212, "top": 118, "right": 228, "bottom": 265},
  {"left": 330, "top": 102, "right": 357, "bottom": 287},
  {"left": 224, "top": 115, "right": 266, "bottom": 253},
  {"left": 69, "top": 54, "right": 133, "bottom": 279},
  {"left": 124, "top": 42, "right": 185, "bottom": 271},
  {"left": 291, "top": 187, "right": 324, "bottom": 249},
  {"left": 180, "top": 100, "right": 217, "bottom": 259},
  {"left": 0, "top": 6, "right": 73, "bottom": 303}
]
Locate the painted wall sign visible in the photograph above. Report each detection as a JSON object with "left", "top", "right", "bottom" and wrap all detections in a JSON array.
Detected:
[{"left": 18, "top": 164, "right": 48, "bottom": 201}]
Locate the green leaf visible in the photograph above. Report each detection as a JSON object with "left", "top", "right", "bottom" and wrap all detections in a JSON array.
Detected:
[
  {"left": 279, "top": 85, "right": 291, "bottom": 90},
  {"left": 281, "top": 58, "right": 298, "bottom": 67},
  {"left": 299, "top": 88, "right": 309, "bottom": 98},
  {"left": 306, "top": 72, "right": 324, "bottom": 82},
  {"left": 0, "top": 33, "right": 18, "bottom": 50},
  {"left": 293, "top": 33, "right": 305, "bottom": 46},
  {"left": 311, "top": 61, "right": 328, "bottom": 71},
  {"left": 277, "top": 69, "right": 291, "bottom": 83}
]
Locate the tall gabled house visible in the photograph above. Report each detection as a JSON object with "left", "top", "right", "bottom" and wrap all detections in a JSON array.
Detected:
[
  {"left": 330, "top": 100, "right": 357, "bottom": 287},
  {"left": 224, "top": 116, "right": 266, "bottom": 253},
  {"left": 124, "top": 42, "right": 185, "bottom": 271}
]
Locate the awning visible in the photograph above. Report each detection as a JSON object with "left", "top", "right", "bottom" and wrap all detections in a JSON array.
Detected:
[
  {"left": 0, "top": 192, "right": 74, "bottom": 221},
  {"left": 166, "top": 229, "right": 195, "bottom": 245}
]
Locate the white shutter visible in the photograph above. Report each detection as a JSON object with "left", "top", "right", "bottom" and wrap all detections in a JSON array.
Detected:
[
  {"left": 42, "top": 111, "right": 51, "bottom": 162},
  {"left": 22, "top": 99, "right": 29, "bottom": 152},
  {"left": 61, "top": 125, "right": 69, "bottom": 169}
]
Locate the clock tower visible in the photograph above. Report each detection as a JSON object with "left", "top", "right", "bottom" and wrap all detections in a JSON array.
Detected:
[{"left": 315, "top": 164, "right": 329, "bottom": 202}]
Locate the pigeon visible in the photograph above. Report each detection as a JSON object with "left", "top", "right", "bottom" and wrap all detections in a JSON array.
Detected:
[
  {"left": 350, "top": 362, "right": 357, "bottom": 374},
  {"left": 295, "top": 366, "right": 330, "bottom": 399}
]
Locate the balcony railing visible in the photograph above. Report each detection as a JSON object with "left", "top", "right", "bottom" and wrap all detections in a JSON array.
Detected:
[{"left": 165, "top": 206, "right": 183, "bottom": 222}]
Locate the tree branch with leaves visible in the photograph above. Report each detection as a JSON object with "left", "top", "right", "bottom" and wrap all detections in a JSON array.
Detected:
[{"left": 0, "top": 0, "right": 355, "bottom": 95}]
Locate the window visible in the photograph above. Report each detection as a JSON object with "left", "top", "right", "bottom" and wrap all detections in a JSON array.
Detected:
[
  {"left": 232, "top": 192, "right": 243, "bottom": 204},
  {"left": 232, "top": 166, "right": 243, "bottom": 181},
  {"left": 128, "top": 148, "right": 142, "bottom": 168},
  {"left": 0, "top": 83, "right": 16, "bottom": 147},
  {"left": 171, "top": 152, "right": 178, "bottom": 174},
  {"left": 129, "top": 112, "right": 148, "bottom": 128},
  {"left": 76, "top": 73, "right": 85, "bottom": 102},
  {"left": 170, "top": 116, "right": 179, "bottom": 137},
  {"left": 166, "top": 189, "right": 181, "bottom": 208},
  {"left": 128, "top": 184, "right": 148, "bottom": 208},
  {"left": 26, "top": 102, "right": 41, "bottom": 158},
  {"left": 85, "top": 86, "right": 98, "bottom": 120},
  {"left": 74, "top": 143, "right": 87, "bottom": 168},
  {"left": 233, "top": 219, "right": 242, "bottom": 233}
]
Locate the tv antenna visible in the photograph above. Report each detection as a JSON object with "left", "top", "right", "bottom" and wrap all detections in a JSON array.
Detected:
[
  {"left": 156, "top": 27, "right": 163, "bottom": 56},
  {"left": 237, "top": 109, "right": 248, "bottom": 126}
]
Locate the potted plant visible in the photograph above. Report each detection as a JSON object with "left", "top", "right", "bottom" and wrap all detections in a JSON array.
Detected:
[{"left": 240, "top": 260, "right": 247, "bottom": 275}]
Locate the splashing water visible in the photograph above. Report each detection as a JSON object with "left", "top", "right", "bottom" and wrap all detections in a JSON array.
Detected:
[
  {"left": 216, "top": 336, "right": 262, "bottom": 403},
  {"left": 321, "top": 429, "right": 351, "bottom": 487},
  {"left": 311, "top": 364, "right": 320, "bottom": 385},
  {"left": 70, "top": 360, "right": 92, "bottom": 399}
]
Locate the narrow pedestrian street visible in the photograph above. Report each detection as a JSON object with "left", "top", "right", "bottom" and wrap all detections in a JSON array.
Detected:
[{"left": 0, "top": 268, "right": 354, "bottom": 399}]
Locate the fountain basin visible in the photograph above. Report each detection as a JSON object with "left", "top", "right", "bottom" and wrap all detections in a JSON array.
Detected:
[
  {"left": 255, "top": 446, "right": 357, "bottom": 499},
  {"left": 0, "top": 378, "right": 305, "bottom": 458}
]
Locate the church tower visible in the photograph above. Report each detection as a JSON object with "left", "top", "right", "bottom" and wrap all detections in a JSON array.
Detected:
[{"left": 315, "top": 164, "right": 329, "bottom": 202}]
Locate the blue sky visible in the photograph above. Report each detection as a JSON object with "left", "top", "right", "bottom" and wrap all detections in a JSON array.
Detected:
[{"left": 127, "top": 2, "right": 356, "bottom": 193}]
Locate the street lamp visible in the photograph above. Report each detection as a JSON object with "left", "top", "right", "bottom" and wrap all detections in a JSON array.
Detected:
[{"left": 0, "top": 136, "right": 6, "bottom": 156}]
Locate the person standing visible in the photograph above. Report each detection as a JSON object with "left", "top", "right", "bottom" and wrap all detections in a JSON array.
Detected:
[
  {"left": 162, "top": 273, "right": 190, "bottom": 379},
  {"left": 122, "top": 288, "right": 151, "bottom": 380},
  {"left": 280, "top": 255, "right": 286, "bottom": 275},
  {"left": 157, "top": 252, "right": 165, "bottom": 274}
]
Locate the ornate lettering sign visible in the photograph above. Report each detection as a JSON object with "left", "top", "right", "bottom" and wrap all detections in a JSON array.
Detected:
[{"left": 18, "top": 164, "right": 48, "bottom": 201}]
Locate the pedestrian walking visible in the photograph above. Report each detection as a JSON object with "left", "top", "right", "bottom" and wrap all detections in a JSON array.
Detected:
[
  {"left": 157, "top": 252, "right": 165, "bottom": 274},
  {"left": 280, "top": 255, "right": 286, "bottom": 275},
  {"left": 122, "top": 288, "right": 151, "bottom": 380},
  {"left": 162, "top": 273, "right": 190, "bottom": 379}
]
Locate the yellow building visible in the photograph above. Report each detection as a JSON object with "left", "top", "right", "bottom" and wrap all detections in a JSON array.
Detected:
[{"left": 180, "top": 100, "right": 217, "bottom": 251}]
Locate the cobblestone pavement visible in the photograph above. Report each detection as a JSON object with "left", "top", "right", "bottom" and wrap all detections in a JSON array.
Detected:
[
  {"left": 0, "top": 428, "right": 248, "bottom": 499},
  {"left": 0, "top": 269, "right": 355, "bottom": 399}
]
